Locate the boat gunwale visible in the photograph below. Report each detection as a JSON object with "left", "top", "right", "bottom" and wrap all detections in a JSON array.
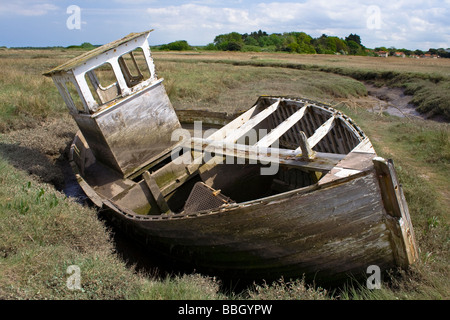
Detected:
[
  {"left": 69, "top": 133, "right": 375, "bottom": 222},
  {"left": 68, "top": 96, "right": 377, "bottom": 221},
  {"left": 109, "top": 169, "right": 373, "bottom": 221}
]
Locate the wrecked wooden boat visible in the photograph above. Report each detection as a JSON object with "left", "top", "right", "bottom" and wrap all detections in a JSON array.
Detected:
[{"left": 44, "top": 30, "right": 418, "bottom": 285}]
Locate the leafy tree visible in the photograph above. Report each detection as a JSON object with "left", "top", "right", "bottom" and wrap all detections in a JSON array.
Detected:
[
  {"left": 160, "top": 40, "right": 191, "bottom": 51},
  {"left": 81, "top": 42, "right": 95, "bottom": 49},
  {"left": 345, "top": 34, "right": 362, "bottom": 46},
  {"left": 269, "top": 34, "right": 283, "bottom": 51},
  {"left": 243, "top": 36, "right": 258, "bottom": 46},
  {"left": 214, "top": 32, "right": 244, "bottom": 50},
  {"left": 224, "top": 41, "right": 243, "bottom": 51},
  {"left": 204, "top": 43, "right": 217, "bottom": 51},
  {"left": 346, "top": 40, "right": 360, "bottom": 55}
]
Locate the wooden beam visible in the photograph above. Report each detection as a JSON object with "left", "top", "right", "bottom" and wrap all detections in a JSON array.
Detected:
[
  {"left": 190, "top": 137, "right": 344, "bottom": 172},
  {"left": 143, "top": 171, "right": 170, "bottom": 213},
  {"left": 196, "top": 99, "right": 281, "bottom": 169},
  {"left": 223, "top": 99, "right": 281, "bottom": 143},
  {"left": 254, "top": 105, "right": 308, "bottom": 147},
  {"left": 206, "top": 104, "right": 258, "bottom": 141},
  {"left": 351, "top": 137, "right": 375, "bottom": 154},
  {"left": 302, "top": 115, "right": 336, "bottom": 149}
]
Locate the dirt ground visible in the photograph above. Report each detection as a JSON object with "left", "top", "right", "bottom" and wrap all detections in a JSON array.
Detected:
[{"left": 0, "top": 115, "right": 78, "bottom": 190}]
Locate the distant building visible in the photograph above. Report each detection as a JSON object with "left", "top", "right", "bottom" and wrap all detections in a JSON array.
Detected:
[
  {"left": 422, "top": 53, "right": 439, "bottom": 59},
  {"left": 393, "top": 52, "right": 406, "bottom": 58},
  {"left": 376, "top": 51, "right": 388, "bottom": 57}
]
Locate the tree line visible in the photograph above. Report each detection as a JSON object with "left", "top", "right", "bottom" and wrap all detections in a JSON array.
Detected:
[
  {"left": 155, "top": 30, "right": 449, "bottom": 58},
  {"left": 206, "top": 30, "right": 365, "bottom": 55}
]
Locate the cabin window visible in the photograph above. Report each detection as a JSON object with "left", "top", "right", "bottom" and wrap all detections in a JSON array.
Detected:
[
  {"left": 60, "top": 80, "right": 86, "bottom": 113},
  {"left": 84, "top": 62, "right": 121, "bottom": 106},
  {"left": 118, "top": 48, "right": 152, "bottom": 88}
]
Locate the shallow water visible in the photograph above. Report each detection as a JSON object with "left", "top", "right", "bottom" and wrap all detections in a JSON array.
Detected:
[
  {"left": 59, "top": 159, "right": 88, "bottom": 203},
  {"left": 364, "top": 83, "right": 446, "bottom": 122}
]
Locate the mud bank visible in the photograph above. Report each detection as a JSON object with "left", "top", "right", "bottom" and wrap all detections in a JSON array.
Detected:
[{"left": 363, "top": 83, "right": 446, "bottom": 122}]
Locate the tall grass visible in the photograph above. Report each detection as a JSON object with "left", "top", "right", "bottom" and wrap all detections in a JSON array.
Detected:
[
  {"left": 156, "top": 53, "right": 450, "bottom": 121},
  {"left": 157, "top": 60, "right": 367, "bottom": 114},
  {"left": 0, "top": 156, "right": 231, "bottom": 300},
  {"left": 0, "top": 49, "right": 448, "bottom": 300},
  {"left": 0, "top": 51, "right": 67, "bottom": 131}
]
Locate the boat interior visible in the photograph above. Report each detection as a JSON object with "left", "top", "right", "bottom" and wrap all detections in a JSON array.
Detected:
[
  {"left": 71, "top": 97, "right": 367, "bottom": 216},
  {"left": 45, "top": 30, "right": 367, "bottom": 217}
]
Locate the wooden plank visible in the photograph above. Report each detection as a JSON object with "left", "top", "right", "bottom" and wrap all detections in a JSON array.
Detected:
[
  {"left": 351, "top": 137, "right": 376, "bottom": 154},
  {"left": 143, "top": 171, "right": 170, "bottom": 213},
  {"left": 254, "top": 105, "right": 308, "bottom": 147},
  {"left": 205, "top": 104, "right": 258, "bottom": 141},
  {"left": 289, "top": 104, "right": 303, "bottom": 146},
  {"left": 304, "top": 115, "right": 336, "bottom": 149},
  {"left": 373, "top": 157, "right": 418, "bottom": 267},
  {"left": 311, "top": 111, "right": 328, "bottom": 152},
  {"left": 190, "top": 137, "right": 344, "bottom": 172},
  {"left": 197, "top": 99, "right": 281, "bottom": 169},
  {"left": 222, "top": 99, "right": 281, "bottom": 143}
]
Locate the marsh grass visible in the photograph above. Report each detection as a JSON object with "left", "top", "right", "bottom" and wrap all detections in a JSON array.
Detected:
[
  {"left": 0, "top": 157, "right": 136, "bottom": 299},
  {"left": 155, "top": 52, "right": 450, "bottom": 120},
  {"left": 0, "top": 157, "right": 230, "bottom": 300},
  {"left": 157, "top": 60, "right": 367, "bottom": 114},
  {"left": 0, "top": 51, "right": 68, "bottom": 131},
  {"left": 245, "top": 277, "right": 329, "bottom": 300},
  {"left": 0, "top": 49, "right": 449, "bottom": 300}
]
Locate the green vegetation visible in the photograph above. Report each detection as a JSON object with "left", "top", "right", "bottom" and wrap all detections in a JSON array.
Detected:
[
  {"left": 155, "top": 55, "right": 450, "bottom": 121},
  {"left": 153, "top": 30, "right": 447, "bottom": 59},
  {"left": 66, "top": 42, "right": 98, "bottom": 50},
  {"left": 206, "top": 30, "right": 367, "bottom": 55},
  {"left": 0, "top": 157, "right": 139, "bottom": 299},
  {"left": 158, "top": 40, "right": 192, "bottom": 51},
  {"left": 0, "top": 49, "right": 448, "bottom": 300},
  {"left": 0, "top": 51, "right": 67, "bottom": 131},
  {"left": 157, "top": 60, "right": 367, "bottom": 114}
]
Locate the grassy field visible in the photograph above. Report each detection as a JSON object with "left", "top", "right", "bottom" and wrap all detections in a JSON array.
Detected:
[
  {"left": 155, "top": 51, "right": 450, "bottom": 121},
  {"left": 0, "top": 48, "right": 448, "bottom": 300}
]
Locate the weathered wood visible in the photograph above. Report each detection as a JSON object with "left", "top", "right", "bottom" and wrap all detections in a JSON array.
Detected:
[
  {"left": 102, "top": 171, "right": 396, "bottom": 284},
  {"left": 205, "top": 104, "right": 259, "bottom": 141},
  {"left": 297, "top": 131, "right": 316, "bottom": 159},
  {"left": 305, "top": 115, "right": 336, "bottom": 149},
  {"left": 190, "top": 137, "right": 345, "bottom": 172},
  {"left": 143, "top": 171, "right": 170, "bottom": 213},
  {"left": 373, "top": 157, "right": 418, "bottom": 267},
  {"left": 351, "top": 137, "right": 376, "bottom": 154},
  {"left": 222, "top": 99, "right": 281, "bottom": 143},
  {"left": 255, "top": 105, "right": 308, "bottom": 147}
]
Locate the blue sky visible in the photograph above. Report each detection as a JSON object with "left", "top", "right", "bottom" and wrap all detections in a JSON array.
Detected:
[{"left": 0, "top": 0, "right": 449, "bottom": 50}]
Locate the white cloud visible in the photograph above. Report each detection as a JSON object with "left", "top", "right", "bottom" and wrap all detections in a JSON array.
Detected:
[
  {"left": 134, "top": 1, "right": 450, "bottom": 49},
  {"left": 0, "top": 1, "right": 58, "bottom": 16}
]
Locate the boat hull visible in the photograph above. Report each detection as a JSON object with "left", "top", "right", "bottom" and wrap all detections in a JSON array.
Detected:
[
  {"left": 91, "top": 166, "right": 406, "bottom": 284},
  {"left": 68, "top": 103, "right": 417, "bottom": 285}
]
